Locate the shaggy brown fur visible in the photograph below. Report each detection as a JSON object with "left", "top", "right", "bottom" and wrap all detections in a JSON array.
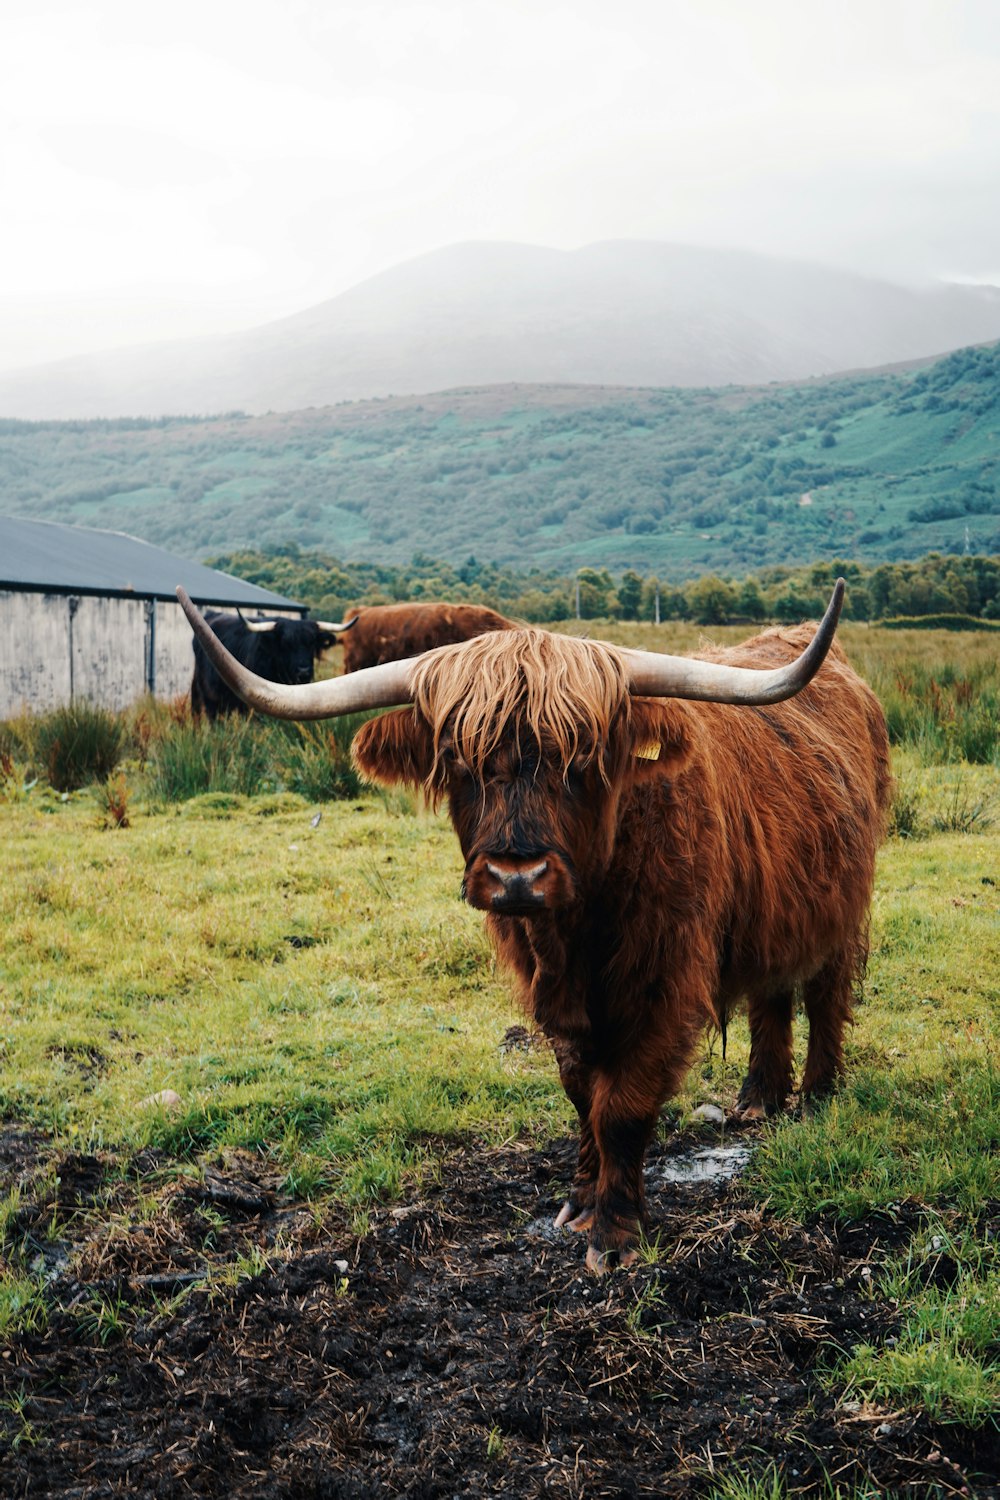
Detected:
[
  {"left": 352, "top": 623, "right": 891, "bottom": 1271},
  {"left": 339, "top": 601, "right": 515, "bottom": 673}
]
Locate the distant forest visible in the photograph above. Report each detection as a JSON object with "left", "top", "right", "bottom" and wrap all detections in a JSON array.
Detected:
[
  {"left": 208, "top": 546, "right": 1000, "bottom": 628},
  {"left": 1, "top": 341, "right": 999, "bottom": 579}
]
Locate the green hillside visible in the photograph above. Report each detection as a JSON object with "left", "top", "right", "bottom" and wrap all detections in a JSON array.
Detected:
[{"left": 1, "top": 343, "right": 998, "bottom": 578}]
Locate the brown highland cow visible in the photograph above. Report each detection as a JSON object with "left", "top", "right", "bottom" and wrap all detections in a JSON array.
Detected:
[
  {"left": 337, "top": 601, "right": 514, "bottom": 673},
  {"left": 177, "top": 583, "right": 890, "bottom": 1273}
]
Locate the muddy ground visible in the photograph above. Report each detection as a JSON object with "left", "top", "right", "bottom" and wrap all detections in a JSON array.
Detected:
[{"left": 1, "top": 1124, "right": 997, "bottom": 1499}]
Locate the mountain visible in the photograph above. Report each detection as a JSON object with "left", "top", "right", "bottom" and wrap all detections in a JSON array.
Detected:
[
  {"left": 2, "top": 341, "right": 998, "bottom": 577},
  {"left": 3, "top": 242, "right": 1000, "bottom": 419}
]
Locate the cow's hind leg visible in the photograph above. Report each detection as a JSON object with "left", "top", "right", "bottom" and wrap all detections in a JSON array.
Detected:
[
  {"left": 552, "top": 1042, "right": 598, "bottom": 1232},
  {"left": 801, "top": 952, "right": 855, "bottom": 1105},
  {"left": 732, "top": 988, "right": 795, "bottom": 1120}
]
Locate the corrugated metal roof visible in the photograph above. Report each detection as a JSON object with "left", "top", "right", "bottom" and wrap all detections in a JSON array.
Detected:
[{"left": 0, "top": 516, "right": 305, "bottom": 610}]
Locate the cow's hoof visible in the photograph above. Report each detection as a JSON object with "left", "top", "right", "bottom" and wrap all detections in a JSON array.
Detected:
[
  {"left": 555, "top": 1200, "right": 594, "bottom": 1232},
  {"left": 585, "top": 1243, "right": 639, "bottom": 1276},
  {"left": 728, "top": 1100, "right": 767, "bottom": 1123}
]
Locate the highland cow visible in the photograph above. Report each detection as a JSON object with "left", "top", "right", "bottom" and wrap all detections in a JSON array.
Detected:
[
  {"left": 337, "top": 601, "right": 514, "bottom": 673},
  {"left": 177, "top": 583, "right": 889, "bottom": 1272},
  {"left": 190, "top": 610, "right": 354, "bottom": 719}
]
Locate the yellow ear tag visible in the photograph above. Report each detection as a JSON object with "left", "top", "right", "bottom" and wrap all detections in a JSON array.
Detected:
[{"left": 635, "top": 741, "right": 661, "bottom": 761}]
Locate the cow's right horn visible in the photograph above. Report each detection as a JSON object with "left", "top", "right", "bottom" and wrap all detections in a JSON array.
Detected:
[
  {"left": 621, "top": 580, "right": 845, "bottom": 705},
  {"left": 178, "top": 588, "right": 415, "bottom": 718},
  {"left": 313, "top": 617, "right": 359, "bottom": 633}
]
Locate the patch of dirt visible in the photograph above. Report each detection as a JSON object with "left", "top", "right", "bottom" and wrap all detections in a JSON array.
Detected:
[{"left": 1, "top": 1133, "right": 997, "bottom": 1498}]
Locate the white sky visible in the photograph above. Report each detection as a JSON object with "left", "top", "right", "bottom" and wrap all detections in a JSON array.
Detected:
[{"left": 2, "top": 0, "right": 1000, "bottom": 372}]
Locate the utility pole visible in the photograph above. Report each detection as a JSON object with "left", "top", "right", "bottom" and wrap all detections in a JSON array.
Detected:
[{"left": 575, "top": 575, "right": 581, "bottom": 620}]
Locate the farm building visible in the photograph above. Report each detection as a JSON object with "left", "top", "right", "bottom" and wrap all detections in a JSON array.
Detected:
[{"left": 0, "top": 516, "right": 305, "bottom": 716}]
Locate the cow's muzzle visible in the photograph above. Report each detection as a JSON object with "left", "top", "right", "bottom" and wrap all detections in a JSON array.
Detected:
[{"left": 462, "top": 852, "right": 577, "bottom": 913}]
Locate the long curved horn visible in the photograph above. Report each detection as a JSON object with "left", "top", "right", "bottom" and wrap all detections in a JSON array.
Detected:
[
  {"left": 180, "top": 581, "right": 845, "bottom": 721},
  {"left": 243, "top": 617, "right": 277, "bottom": 633},
  {"left": 621, "top": 580, "right": 845, "bottom": 704},
  {"left": 178, "top": 588, "right": 414, "bottom": 718},
  {"left": 313, "top": 616, "right": 359, "bottom": 634}
]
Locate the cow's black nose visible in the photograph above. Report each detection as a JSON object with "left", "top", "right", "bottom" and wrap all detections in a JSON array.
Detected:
[{"left": 485, "top": 860, "right": 548, "bottom": 911}]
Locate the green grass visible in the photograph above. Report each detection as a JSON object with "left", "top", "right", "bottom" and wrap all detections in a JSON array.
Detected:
[
  {"left": 835, "top": 1222, "right": 1000, "bottom": 1426},
  {"left": 747, "top": 809, "right": 998, "bottom": 1219},
  {"left": 145, "top": 714, "right": 280, "bottom": 801},
  {"left": 0, "top": 789, "right": 567, "bottom": 1198},
  {"left": 0, "top": 1271, "right": 48, "bottom": 1341},
  {"left": 707, "top": 1468, "right": 888, "bottom": 1500}
]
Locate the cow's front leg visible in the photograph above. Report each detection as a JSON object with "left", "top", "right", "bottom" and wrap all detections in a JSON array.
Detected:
[
  {"left": 584, "top": 1070, "right": 664, "bottom": 1274},
  {"left": 551, "top": 1039, "right": 597, "bottom": 1231},
  {"left": 583, "top": 1001, "right": 704, "bottom": 1275}
]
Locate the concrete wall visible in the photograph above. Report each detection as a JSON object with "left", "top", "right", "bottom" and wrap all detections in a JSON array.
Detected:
[{"left": 0, "top": 592, "right": 299, "bottom": 716}]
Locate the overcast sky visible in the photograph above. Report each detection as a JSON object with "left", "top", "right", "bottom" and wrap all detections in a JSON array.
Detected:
[{"left": 2, "top": 0, "right": 999, "bottom": 373}]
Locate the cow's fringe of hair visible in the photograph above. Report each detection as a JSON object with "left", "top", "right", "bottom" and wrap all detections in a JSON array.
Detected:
[{"left": 409, "top": 628, "right": 632, "bottom": 785}]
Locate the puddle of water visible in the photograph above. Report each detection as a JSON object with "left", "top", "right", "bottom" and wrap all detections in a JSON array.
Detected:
[
  {"left": 521, "top": 1215, "right": 565, "bottom": 1242},
  {"left": 647, "top": 1143, "right": 753, "bottom": 1186}
]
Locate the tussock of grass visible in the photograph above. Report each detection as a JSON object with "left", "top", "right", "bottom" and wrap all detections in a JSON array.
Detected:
[
  {"left": 0, "top": 1272, "right": 48, "bottom": 1341},
  {"left": 707, "top": 1468, "right": 885, "bottom": 1500},
  {"left": 27, "top": 702, "right": 126, "bottom": 791},
  {"left": 836, "top": 1225, "right": 1000, "bottom": 1426},
  {"left": 278, "top": 717, "right": 366, "bottom": 803},
  {"left": 147, "top": 716, "right": 280, "bottom": 801}
]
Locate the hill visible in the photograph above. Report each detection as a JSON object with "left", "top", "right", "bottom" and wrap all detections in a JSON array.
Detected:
[
  {"left": 1, "top": 341, "right": 998, "bottom": 577},
  {"left": 3, "top": 242, "right": 1000, "bottom": 420}
]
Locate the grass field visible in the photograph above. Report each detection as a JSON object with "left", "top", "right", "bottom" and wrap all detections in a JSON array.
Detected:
[{"left": 1, "top": 625, "right": 998, "bottom": 1494}]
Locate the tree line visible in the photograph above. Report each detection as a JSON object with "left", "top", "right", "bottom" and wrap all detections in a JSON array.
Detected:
[{"left": 209, "top": 546, "right": 1000, "bottom": 627}]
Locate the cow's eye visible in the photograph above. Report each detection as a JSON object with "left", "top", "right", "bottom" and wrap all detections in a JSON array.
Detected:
[{"left": 439, "top": 746, "right": 470, "bottom": 778}]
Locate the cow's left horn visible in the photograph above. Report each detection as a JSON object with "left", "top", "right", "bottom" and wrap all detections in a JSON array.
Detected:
[
  {"left": 243, "top": 617, "right": 278, "bottom": 633},
  {"left": 178, "top": 588, "right": 415, "bottom": 717},
  {"left": 621, "top": 580, "right": 845, "bottom": 704},
  {"left": 313, "top": 617, "right": 359, "bottom": 633}
]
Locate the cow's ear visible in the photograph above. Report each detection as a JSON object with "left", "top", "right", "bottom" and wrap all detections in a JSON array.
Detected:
[
  {"left": 352, "top": 709, "right": 435, "bottom": 789},
  {"left": 627, "top": 699, "right": 691, "bottom": 779}
]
